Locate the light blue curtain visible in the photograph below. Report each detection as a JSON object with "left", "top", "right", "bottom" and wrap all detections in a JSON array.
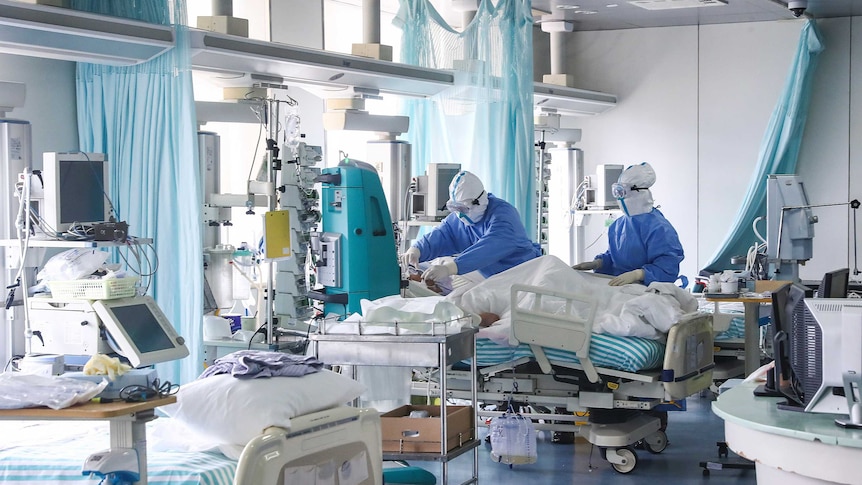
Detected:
[
  {"left": 73, "top": 1, "right": 202, "bottom": 384},
  {"left": 703, "top": 20, "right": 823, "bottom": 273},
  {"left": 396, "top": 0, "right": 536, "bottom": 239}
]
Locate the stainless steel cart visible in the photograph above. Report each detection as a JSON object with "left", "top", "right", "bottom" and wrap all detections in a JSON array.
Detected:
[{"left": 311, "top": 326, "right": 479, "bottom": 485}]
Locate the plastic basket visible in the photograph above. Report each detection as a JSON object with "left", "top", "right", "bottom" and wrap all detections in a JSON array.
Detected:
[{"left": 47, "top": 277, "right": 139, "bottom": 300}]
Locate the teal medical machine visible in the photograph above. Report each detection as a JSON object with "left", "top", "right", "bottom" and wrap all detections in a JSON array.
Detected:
[{"left": 308, "top": 159, "right": 401, "bottom": 316}]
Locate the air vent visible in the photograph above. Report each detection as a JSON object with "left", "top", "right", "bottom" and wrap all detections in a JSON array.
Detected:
[
  {"left": 629, "top": 0, "right": 727, "bottom": 10},
  {"left": 812, "top": 302, "right": 862, "bottom": 313}
]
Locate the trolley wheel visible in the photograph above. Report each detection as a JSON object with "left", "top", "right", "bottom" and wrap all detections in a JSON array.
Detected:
[
  {"left": 643, "top": 430, "right": 668, "bottom": 454},
  {"left": 611, "top": 447, "right": 638, "bottom": 474},
  {"left": 703, "top": 468, "right": 710, "bottom": 477}
]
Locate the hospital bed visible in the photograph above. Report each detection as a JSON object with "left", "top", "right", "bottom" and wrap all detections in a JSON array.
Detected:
[
  {"left": 417, "top": 283, "right": 715, "bottom": 474},
  {"left": 0, "top": 397, "right": 383, "bottom": 485}
]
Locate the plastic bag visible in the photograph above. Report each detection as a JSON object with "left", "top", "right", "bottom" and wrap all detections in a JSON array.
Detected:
[
  {"left": 489, "top": 408, "right": 537, "bottom": 466},
  {"left": 0, "top": 372, "right": 108, "bottom": 410},
  {"left": 37, "top": 248, "right": 110, "bottom": 282}
]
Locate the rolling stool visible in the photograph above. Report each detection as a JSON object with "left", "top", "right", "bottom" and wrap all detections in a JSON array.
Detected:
[{"left": 382, "top": 466, "right": 436, "bottom": 484}]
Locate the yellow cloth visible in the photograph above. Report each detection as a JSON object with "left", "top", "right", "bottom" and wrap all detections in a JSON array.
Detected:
[{"left": 83, "top": 354, "right": 131, "bottom": 380}]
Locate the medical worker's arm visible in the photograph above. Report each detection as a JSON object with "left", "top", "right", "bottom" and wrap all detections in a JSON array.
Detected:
[
  {"left": 412, "top": 215, "right": 470, "bottom": 262},
  {"left": 452, "top": 207, "right": 522, "bottom": 274},
  {"left": 594, "top": 220, "right": 620, "bottom": 276},
  {"left": 640, "top": 221, "right": 684, "bottom": 285}
]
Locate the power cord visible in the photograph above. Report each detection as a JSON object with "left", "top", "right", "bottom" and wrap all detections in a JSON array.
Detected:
[{"left": 118, "top": 378, "right": 179, "bottom": 403}]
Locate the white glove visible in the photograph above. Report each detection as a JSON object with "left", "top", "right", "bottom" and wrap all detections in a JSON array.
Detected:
[
  {"left": 572, "top": 260, "right": 602, "bottom": 271},
  {"left": 401, "top": 247, "right": 420, "bottom": 268},
  {"left": 422, "top": 257, "right": 458, "bottom": 283},
  {"left": 609, "top": 269, "right": 645, "bottom": 287}
]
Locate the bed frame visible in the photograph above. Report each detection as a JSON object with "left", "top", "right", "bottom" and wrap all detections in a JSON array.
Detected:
[
  {"left": 427, "top": 284, "right": 715, "bottom": 473},
  {"left": 235, "top": 406, "right": 383, "bottom": 485}
]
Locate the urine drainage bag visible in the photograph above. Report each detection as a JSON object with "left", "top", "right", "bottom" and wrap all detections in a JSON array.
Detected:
[{"left": 489, "top": 409, "right": 537, "bottom": 467}]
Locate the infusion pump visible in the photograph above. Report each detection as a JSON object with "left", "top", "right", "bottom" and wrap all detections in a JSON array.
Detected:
[{"left": 27, "top": 297, "right": 111, "bottom": 356}]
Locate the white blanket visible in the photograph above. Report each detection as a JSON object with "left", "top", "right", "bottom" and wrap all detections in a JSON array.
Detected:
[{"left": 447, "top": 255, "right": 697, "bottom": 344}]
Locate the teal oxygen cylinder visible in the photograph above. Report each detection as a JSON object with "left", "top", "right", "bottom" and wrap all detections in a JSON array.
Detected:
[{"left": 309, "top": 158, "right": 401, "bottom": 316}]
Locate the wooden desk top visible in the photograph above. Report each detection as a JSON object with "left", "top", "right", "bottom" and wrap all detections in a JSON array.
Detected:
[{"left": 0, "top": 395, "right": 176, "bottom": 419}]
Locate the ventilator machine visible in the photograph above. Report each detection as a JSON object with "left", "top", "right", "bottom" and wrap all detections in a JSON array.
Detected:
[{"left": 308, "top": 158, "right": 401, "bottom": 316}]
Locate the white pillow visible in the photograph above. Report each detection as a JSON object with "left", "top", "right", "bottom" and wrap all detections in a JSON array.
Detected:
[{"left": 161, "top": 369, "right": 366, "bottom": 446}]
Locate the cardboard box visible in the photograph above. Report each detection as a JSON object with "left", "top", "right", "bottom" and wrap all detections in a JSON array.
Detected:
[
  {"left": 196, "top": 15, "right": 249, "bottom": 37},
  {"left": 381, "top": 405, "right": 473, "bottom": 453}
]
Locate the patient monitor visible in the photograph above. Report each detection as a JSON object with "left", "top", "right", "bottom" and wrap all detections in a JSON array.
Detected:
[
  {"left": 27, "top": 295, "right": 188, "bottom": 368},
  {"left": 92, "top": 296, "right": 189, "bottom": 368}
]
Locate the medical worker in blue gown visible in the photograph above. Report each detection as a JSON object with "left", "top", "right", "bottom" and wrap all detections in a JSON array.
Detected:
[
  {"left": 572, "top": 162, "right": 684, "bottom": 287},
  {"left": 401, "top": 170, "right": 542, "bottom": 283}
]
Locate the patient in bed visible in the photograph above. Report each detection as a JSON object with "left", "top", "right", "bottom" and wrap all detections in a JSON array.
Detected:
[{"left": 447, "top": 255, "right": 697, "bottom": 345}]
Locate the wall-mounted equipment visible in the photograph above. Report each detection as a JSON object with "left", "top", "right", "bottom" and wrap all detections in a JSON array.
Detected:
[
  {"left": 585, "top": 164, "right": 623, "bottom": 210},
  {"left": 410, "top": 163, "right": 461, "bottom": 222},
  {"left": 38, "top": 152, "right": 111, "bottom": 236}
]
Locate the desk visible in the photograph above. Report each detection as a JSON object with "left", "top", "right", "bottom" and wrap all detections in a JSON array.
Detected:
[
  {"left": 713, "top": 381, "right": 862, "bottom": 485},
  {"left": 0, "top": 396, "right": 176, "bottom": 484},
  {"left": 706, "top": 295, "right": 769, "bottom": 377}
]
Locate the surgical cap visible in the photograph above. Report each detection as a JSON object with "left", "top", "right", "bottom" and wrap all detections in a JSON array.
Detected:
[
  {"left": 449, "top": 171, "right": 484, "bottom": 203},
  {"left": 618, "top": 162, "right": 657, "bottom": 189}
]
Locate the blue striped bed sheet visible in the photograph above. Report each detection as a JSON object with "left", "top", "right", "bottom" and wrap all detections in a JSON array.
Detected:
[
  {"left": 0, "top": 420, "right": 236, "bottom": 485},
  {"left": 471, "top": 332, "right": 666, "bottom": 372}
]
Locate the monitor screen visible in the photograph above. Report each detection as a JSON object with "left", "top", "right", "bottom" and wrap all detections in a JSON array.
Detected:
[
  {"left": 819, "top": 268, "right": 849, "bottom": 299},
  {"left": 92, "top": 295, "right": 189, "bottom": 368},
  {"left": 41, "top": 152, "right": 111, "bottom": 235},
  {"left": 58, "top": 159, "right": 106, "bottom": 225}
]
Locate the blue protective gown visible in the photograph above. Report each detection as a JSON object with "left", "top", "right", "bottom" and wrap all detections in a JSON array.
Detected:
[
  {"left": 595, "top": 208, "right": 684, "bottom": 286},
  {"left": 412, "top": 194, "right": 542, "bottom": 278}
]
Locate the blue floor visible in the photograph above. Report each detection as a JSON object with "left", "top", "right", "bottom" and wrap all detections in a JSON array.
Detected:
[{"left": 410, "top": 393, "right": 757, "bottom": 484}]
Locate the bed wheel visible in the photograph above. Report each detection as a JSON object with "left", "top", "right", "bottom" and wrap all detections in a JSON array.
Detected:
[
  {"left": 643, "top": 430, "right": 668, "bottom": 454},
  {"left": 610, "top": 447, "right": 638, "bottom": 474}
]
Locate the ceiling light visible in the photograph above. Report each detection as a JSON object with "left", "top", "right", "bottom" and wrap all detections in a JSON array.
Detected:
[
  {"left": 574, "top": 10, "right": 598, "bottom": 14},
  {"left": 629, "top": 0, "right": 727, "bottom": 10},
  {"left": 556, "top": 4, "right": 581, "bottom": 9}
]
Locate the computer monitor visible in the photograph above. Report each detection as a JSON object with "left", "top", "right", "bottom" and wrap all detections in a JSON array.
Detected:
[
  {"left": 818, "top": 268, "right": 849, "bottom": 298},
  {"left": 92, "top": 295, "right": 189, "bottom": 368},
  {"left": 767, "top": 283, "right": 803, "bottom": 398},
  {"left": 40, "top": 152, "right": 112, "bottom": 235},
  {"left": 777, "top": 296, "right": 862, "bottom": 416},
  {"left": 410, "top": 163, "right": 461, "bottom": 220}
]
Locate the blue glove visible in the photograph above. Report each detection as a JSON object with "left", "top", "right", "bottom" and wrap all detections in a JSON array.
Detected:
[{"left": 609, "top": 269, "right": 645, "bottom": 287}]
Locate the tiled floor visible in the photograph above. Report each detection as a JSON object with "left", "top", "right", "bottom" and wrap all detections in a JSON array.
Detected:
[{"left": 410, "top": 392, "right": 757, "bottom": 484}]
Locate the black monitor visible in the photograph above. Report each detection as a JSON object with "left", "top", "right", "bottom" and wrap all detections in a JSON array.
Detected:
[
  {"left": 772, "top": 284, "right": 808, "bottom": 409},
  {"left": 818, "top": 268, "right": 849, "bottom": 298},
  {"left": 756, "top": 282, "right": 805, "bottom": 399}
]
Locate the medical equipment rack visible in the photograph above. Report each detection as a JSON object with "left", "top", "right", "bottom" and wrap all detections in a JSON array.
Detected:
[{"left": 311, "top": 327, "right": 479, "bottom": 485}]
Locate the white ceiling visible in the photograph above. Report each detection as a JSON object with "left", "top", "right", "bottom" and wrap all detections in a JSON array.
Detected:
[
  {"left": 371, "top": 0, "right": 862, "bottom": 31},
  {"left": 530, "top": 0, "right": 862, "bottom": 31}
]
